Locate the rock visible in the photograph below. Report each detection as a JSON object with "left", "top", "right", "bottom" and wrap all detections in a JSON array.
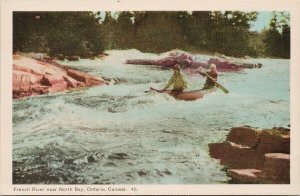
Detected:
[
  {"left": 137, "top": 170, "right": 148, "bottom": 176},
  {"left": 66, "top": 55, "right": 80, "bottom": 61},
  {"left": 208, "top": 58, "right": 242, "bottom": 71},
  {"left": 253, "top": 130, "right": 290, "bottom": 168},
  {"left": 125, "top": 50, "right": 262, "bottom": 72},
  {"left": 102, "top": 162, "right": 117, "bottom": 167},
  {"left": 107, "top": 153, "right": 129, "bottom": 160},
  {"left": 56, "top": 54, "right": 65, "bottom": 61},
  {"left": 209, "top": 126, "right": 290, "bottom": 184},
  {"left": 13, "top": 70, "right": 43, "bottom": 92},
  {"left": 66, "top": 69, "right": 104, "bottom": 86},
  {"left": 226, "top": 126, "right": 259, "bottom": 148},
  {"left": 260, "top": 153, "right": 290, "bottom": 183},
  {"left": 126, "top": 59, "right": 159, "bottom": 66},
  {"left": 12, "top": 54, "right": 107, "bottom": 99},
  {"left": 16, "top": 52, "right": 49, "bottom": 60},
  {"left": 63, "top": 75, "right": 80, "bottom": 88},
  {"left": 228, "top": 169, "right": 262, "bottom": 183},
  {"left": 41, "top": 75, "right": 68, "bottom": 87},
  {"left": 126, "top": 51, "right": 194, "bottom": 68},
  {"left": 47, "top": 83, "right": 68, "bottom": 93},
  {"left": 209, "top": 141, "right": 256, "bottom": 169},
  {"left": 240, "top": 63, "right": 263, "bottom": 68},
  {"left": 87, "top": 155, "right": 96, "bottom": 163}
]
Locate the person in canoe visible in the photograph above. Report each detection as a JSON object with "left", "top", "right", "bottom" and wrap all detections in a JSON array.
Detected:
[
  {"left": 159, "top": 64, "right": 188, "bottom": 94},
  {"left": 198, "top": 63, "right": 218, "bottom": 90}
]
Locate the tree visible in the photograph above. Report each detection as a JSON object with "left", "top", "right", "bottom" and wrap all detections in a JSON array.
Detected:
[
  {"left": 263, "top": 11, "right": 290, "bottom": 58},
  {"left": 131, "top": 12, "right": 186, "bottom": 53},
  {"left": 13, "top": 12, "right": 105, "bottom": 56},
  {"left": 101, "top": 11, "right": 118, "bottom": 50}
]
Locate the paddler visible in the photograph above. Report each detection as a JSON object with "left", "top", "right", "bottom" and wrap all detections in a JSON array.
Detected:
[
  {"left": 198, "top": 63, "right": 218, "bottom": 90},
  {"left": 159, "top": 64, "right": 187, "bottom": 93}
]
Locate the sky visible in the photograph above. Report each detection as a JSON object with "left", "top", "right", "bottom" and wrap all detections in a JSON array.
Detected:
[
  {"left": 250, "top": 12, "right": 273, "bottom": 32},
  {"left": 99, "top": 11, "right": 276, "bottom": 32}
]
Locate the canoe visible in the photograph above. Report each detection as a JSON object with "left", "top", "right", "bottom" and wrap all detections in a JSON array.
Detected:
[{"left": 150, "top": 87, "right": 216, "bottom": 101}]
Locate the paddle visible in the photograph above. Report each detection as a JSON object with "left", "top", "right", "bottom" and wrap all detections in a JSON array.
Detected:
[
  {"left": 202, "top": 71, "right": 229, "bottom": 94},
  {"left": 144, "top": 87, "right": 164, "bottom": 93}
]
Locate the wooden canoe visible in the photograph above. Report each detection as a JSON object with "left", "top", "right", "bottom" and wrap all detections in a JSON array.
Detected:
[{"left": 150, "top": 87, "right": 216, "bottom": 101}]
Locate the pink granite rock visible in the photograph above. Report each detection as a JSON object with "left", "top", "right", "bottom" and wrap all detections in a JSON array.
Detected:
[{"left": 13, "top": 54, "right": 107, "bottom": 99}]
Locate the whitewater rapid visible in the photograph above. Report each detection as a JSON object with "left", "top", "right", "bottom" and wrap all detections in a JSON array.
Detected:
[{"left": 13, "top": 49, "right": 290, "bottom": 184}]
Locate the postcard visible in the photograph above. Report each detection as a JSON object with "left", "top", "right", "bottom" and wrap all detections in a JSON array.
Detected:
[{"left": 1, "top": 0, "right": 300, "bottom": 195}]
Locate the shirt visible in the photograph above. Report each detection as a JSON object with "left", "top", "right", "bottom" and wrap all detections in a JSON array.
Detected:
[
  {"left": 200, "top": 71, "right": 218, "bottom": 87},
  {"left": 163, "top": 71, "right": 188, "bottom": 90}
]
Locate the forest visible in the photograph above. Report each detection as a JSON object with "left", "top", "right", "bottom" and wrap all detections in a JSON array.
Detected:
[{"left": 13, "top": 11, "right": 290, "bottom": 58}]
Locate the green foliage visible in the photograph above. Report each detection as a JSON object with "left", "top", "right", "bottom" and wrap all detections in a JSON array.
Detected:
[
  {"left": 13, "top": 12, "right": 104, "bottom": 57},
  {"left": 132, "top": 12, "right": 186, "bottom": 53},
  {"left": 263, "top": 11, "right": 290, "bottom": 58},
  {"left": 13, "top": 11, "right": 290, "bottom": 58},
  {"left": 101, "top": 11, "right": 262, "bottom": 57}
]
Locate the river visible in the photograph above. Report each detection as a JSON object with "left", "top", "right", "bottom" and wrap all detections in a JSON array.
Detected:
[{"left": 13, "top": 49, "right": 290, "bottom": 184}]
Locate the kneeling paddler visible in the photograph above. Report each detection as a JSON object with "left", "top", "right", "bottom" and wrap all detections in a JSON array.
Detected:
[
  {"left": 198, "top": 63, "right": 218, "bottom": 90},
  {"left": 159, "top": 64, "right": 188, "bottom": 94}
]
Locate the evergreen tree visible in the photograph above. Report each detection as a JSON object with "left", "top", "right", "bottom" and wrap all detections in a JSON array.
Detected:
[
  {"left": 13, "top": 11, "right": 290, "bottom": 59},
  {"left": 263, "top": 11, "right": 290, "bottom": 58},
  {"left": 13, "top": 12, "right": 105, "bottom": 57}
]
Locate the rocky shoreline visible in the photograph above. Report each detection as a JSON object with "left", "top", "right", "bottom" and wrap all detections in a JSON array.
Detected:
[
  {"left": 209, "top": 126, "right": 290, "bottom": 184},
  {"left": 13, "top": 53, "right": 109, "bottom": 99}
]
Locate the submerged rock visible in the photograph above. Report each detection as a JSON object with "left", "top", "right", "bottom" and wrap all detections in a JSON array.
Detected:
[
  {"left": 209, "top": 126, "right": 290, "bottom": 184},
  {"left": 66, "top": 55, "right": 80, "bottom": 61},
  {"left": 108, "top": 153, "right": 129, "bottom": 160},
  {"left": 13, "top": 54, "right": 108, "bottom": 99}
]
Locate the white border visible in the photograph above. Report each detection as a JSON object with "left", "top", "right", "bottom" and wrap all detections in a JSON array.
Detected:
[{"left": 1, "top": 0, "right": 300, "bottom": 195}]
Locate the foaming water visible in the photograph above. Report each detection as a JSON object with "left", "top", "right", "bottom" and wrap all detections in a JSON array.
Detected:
[{"left": 13, "top": 50, "right": 289, "bottom": 184}]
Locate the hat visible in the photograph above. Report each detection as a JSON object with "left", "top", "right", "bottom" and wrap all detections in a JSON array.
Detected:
[
  {"left": 210, "top": 63, "right": 217, "bottom": 68},
  {"left": 173, "top": 64, "right": 181, "bottom": 70}
]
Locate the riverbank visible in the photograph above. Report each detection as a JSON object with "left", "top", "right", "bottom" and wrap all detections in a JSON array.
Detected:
[
  {"left": 13, "top": 53, "right": 109, "bottom": 99},
  {"left": 209, "top": 126, "right": 290, "bottom": 184}
]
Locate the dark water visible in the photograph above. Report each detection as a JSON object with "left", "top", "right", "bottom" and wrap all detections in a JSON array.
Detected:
[{"left": 13, "top": 50, "right": 290, "bottom": 184}]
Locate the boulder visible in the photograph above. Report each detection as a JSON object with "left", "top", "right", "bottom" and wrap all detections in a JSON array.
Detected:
[
  {"left": 226, "top": 126, "right": 259, "bottom": 148},
  {"left": 253, "top": 130, "right": 290, "bottom": 168},
  {"left": 260, "top": 153, "right": 290, "bottom": 183},
  {"left": 209, "top": 141, "right": 256, "bottom": 169},
  {"left": 208, "top": 126, "right": 290, "bottom": 184}
]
